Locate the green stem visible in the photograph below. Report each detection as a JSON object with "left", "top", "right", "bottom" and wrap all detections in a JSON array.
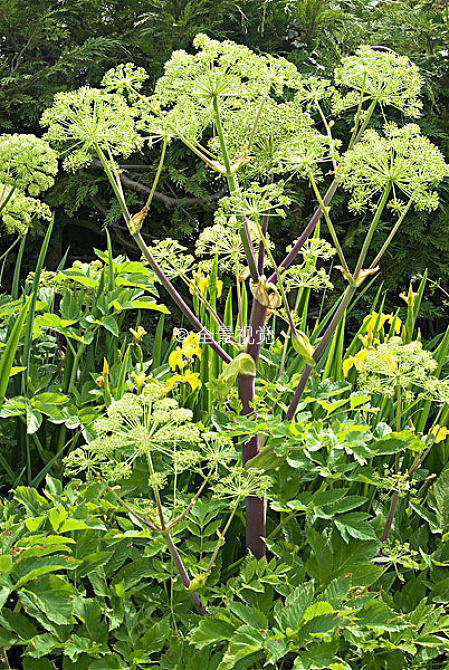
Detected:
[
  {"left": 145, "top": 137, "right": 168, "bottom": 210},
  {"left": 211, "top": 95, "right": 259, "bottom": 281},
  {"left": 353, "top": 183, "right": 392, "bottom": 279},
  {"left": 68, "top": 341, "right": 88, "bottom": 394},
  {"left": 0, "top": 235, "right": 21, "bottom": 265},
  {"left": 206, "top": 497, "right": 240, "bottom": 575},
  {"left": 95, "top": 144, "right": 129, "bottom": 220},
  {"left": 395, "top": 383, "right": 402, "bottom": 472},
  {"left": 348, "top": 75, "right": 369, "bottom": 150},
  {"left": 316, "top": 99, "right": 337, "bottom": 171},
  {"left": 369, "top": 200, "right": 412, "bottom": 270},
  {"left": 309, "top": 174, "right": 348, "bottom": 272},
  {"left": 147, "top": 452, "right": 166, "bottom": 530}
]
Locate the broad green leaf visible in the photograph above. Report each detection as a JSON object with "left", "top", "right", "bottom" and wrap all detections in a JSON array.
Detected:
[
  {"left": 334, "top": 512, "right": 377, "bottom": 542},
  {"left": 12, "top": 556, "right": 77, "bottom": 588},
  {"left": 191, "top": 617, "right": 237, "bottom": 649},
  {"left": 433, "top": 470, "right": 449, "bottom": 535},
  {"left": 129, "top": 298, "right": 169, "bottom": 313},
  {"left": 21, "top": 575, "right": 76, "bottom": 625},
  {"left": 100, "top": 315, "right": 119, "bottom": 337},
  {"left": 89, "top": 656, "right": 127, "bottom": 669},
  {"left": 303, "top": 601, "right": 334, "bottom": 623},
  {"left": 75, "top": 551, "right": 112, "bottom": 578},
  {"left": 14, "top": 487, "right": 50, "bottom": 516},
  {"left": 35, "top": 313, "right": 77, "bottom": 330},
  {"left": 23, "top": 659, "right": 55, "bottom": 670},
  {"left": 0, "top": 555, "right": 13, "bottom": 575},
  {"left": 218, "top": 625, "right": 265, "bottom": 668},
  {"left": 58, "top": 269, "right": 97, "bottom": 288},
  {"left": 274, "top": 582, "right": 314, "bottom": 632},
  {"left": 26, "top": 633, "right": 59, "bottom": 659},
  {"left": 60, "top": 292, "right": 81, "bottom": 320},
  {"left": 0, "top": 586, "right": 10, "bottom": 610},
  {"left": 229, "top": 602, "right": 268, "bottom": 629}
]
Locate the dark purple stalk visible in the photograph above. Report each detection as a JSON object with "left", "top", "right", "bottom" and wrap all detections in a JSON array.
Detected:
[
  {"left": 242, "top": 214, "right": 260, "bottom": 281},
  {"left": 238, "top": 298, "right": 267, "bottom": 559},
  {"left": 380, "top": 492, "right": 399, "bottom": 545},
  {"left": 164, "top": 533, "right": 207, "bottom": 614},
  {"left": 133, "top": 231, "right": 232, "bottom": 364},
  {"left": 258, "top": 212, "right": 269, "bottom": 275},
  {"left": 285, "top": 286, "right": 355, "bottom": 420},
  {"left": 268, "top": 180, "right": 338, "bottom": 285}
]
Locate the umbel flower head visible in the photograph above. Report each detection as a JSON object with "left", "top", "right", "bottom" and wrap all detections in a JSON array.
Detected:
[
  {"left": 40, "top": 87, "right": 142, "bottom": 172},
  {"left": 0, "top": 185, "right": 52, "bottom": 235},
  {"left": 0, "top": 134, "right": 58, "bottom": 196},
  {"left": 64, "top": 383, "right": 222, "bottom": 485},
  {"left": 333, "top": 46, "right": 423, "bottom": 117},
  {"left": 219, "top": 182, "right": 291, "bottom": 222},
  {"left": 213, "top": 467, "right": 271, "bottom": 500},
  {"left": 207, "top": 98, "right": 330, "bottom": 178},
  {"left": 150, "top": 238, "right": 195, "bottom": 279},
  {"left": 276, "top": 125, "right": 338, "bottom": 180},
  {"left": 337, "top": 123, "right": 449, "bottom": 213},
  {"left": 283, "top": 238, "right": 335, "bottom": 293},
  {"left": 154, "top": 33, "right": 303, "bottom": 108},
  {"left": 128, "top": 33, "right": 307, "bottom": 148},
  {"left": 357, "top": 336, "right": 438, "bottom": 405},
  {"left": 102, "top": 62, "right": 149, "bottom": 97}
]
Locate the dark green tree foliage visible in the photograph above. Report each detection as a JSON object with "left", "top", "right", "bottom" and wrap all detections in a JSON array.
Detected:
[{"left": 1, "top": 0, "right": 448, "bottom": 322}]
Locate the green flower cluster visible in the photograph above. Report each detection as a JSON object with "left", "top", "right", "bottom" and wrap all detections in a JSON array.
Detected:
[
  {"left": 154, "top": 33, "right": 303, "bottom": 108},
  {"left": 65, "top": 385, "right": 203, "bottom": 483},
  {"left": 357, "top": 336, "right": 438, "bottom": 404},
  {"left": 0, "top": 134, "right": 57, "bottom": 235},
  {"left": 196, "top": 220, "right": 268, "bottom": 273},
  {"left": 65, "top": 382, "right": 270, "bottom": 502},
  {"left": 40, "top": 87, "right": 142, "bottom": 172},
  {"left": 277, "top": 125, "right": 338, "bottom": 180},
  {"left": 337, "top": 123, "right": 449, "bottom": 213},
  {"left": 150, "top": 238, "right": 195, "bottom": 279},
  {"left": 0, "top": 134, "right": 58, "bottom": 196},
  {"left": 135, "top": 33, "right": 309, "bottom": 151},
  {"left": 102, "top": 62, "right": 149, "bottom": 97},
  {"left": 283, "top": 238, "right": 336, "bottom": 292},
  {"left": 219, "top": 182, "right": 291, "bottom": 222},
  {"left": 333, "top": 46, "right": 423, "bottom": 117},
  {"left": 213, "top": 466, "right": 271, "bottom": 500},
  {"left": 208, "top": 99, "right": 332, "bottom": 178},
  {"left": 196, "top": 184, "right": 283, "bottom": 272},
  {"left": 0, "top": 185, "right": 52, "bottom": 235}
]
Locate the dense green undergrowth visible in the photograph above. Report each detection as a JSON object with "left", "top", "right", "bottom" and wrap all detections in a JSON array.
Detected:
[{"left": 0, "top": 14, "right": 449, "bottom": 670}]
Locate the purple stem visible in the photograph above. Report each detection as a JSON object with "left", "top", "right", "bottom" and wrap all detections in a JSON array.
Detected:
[
  {"left": 164, "top": 533, "right": 207, "bottom": 614},
  {"left": 285, "top": 286, "right": 355, "bottom": 420},
  {"left": 133, "top": 231, "right": 231, "bottom": 364},
  {"left": 242, "top": 213, "right": 260, "bottom": 281},
  {"left": 258, "top": 212, "right": 269, "bottom": 275},
  {"left": 268, "top": 180, "right": 338, "bottom": 284},
  {"left": 380, "top": 492, "right": 399, "bottom": 545},
  {"left": 238, "top": 298, "right": 267, "bottom": 559}
]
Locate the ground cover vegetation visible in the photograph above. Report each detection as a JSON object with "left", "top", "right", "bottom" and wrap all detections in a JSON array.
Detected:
[{"left": 0, "top": 2, "right": 449, "bottom": 669}]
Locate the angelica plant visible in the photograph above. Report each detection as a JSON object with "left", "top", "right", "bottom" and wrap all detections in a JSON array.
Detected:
[
  {"left": 356, "top": 337, "right": 449, "bottom": 546},
  {"left": 357, "top": 337, "right": 438, "bottom": 412},
  {"left": 65, "top": 382, "right": 269, "bottom": 611},
  {"left": 42, "top": 35, "right": 449, "bottom": 562}
]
